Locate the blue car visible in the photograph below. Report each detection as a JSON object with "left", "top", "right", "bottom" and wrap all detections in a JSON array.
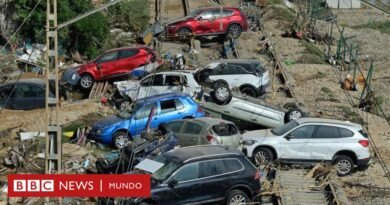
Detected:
[{"left": 89, "top": 92, "right": 205, "bottom": 148}]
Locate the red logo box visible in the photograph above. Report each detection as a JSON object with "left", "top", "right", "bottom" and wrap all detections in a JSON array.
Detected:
[{"left": 8, "top": 174, "right": 151, "bottom": 197}]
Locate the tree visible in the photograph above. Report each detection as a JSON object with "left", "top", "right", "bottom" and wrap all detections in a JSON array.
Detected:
[{"left": 13, "top": 0, "right": 109, "bottom": 59}]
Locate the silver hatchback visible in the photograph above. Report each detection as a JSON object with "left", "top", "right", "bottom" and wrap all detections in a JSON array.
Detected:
[{"left": 165, "top": 117, "right": 242, "bottom": 148}]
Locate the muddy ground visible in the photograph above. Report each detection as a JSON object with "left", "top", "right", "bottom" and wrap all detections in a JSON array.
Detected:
[{"left": 0, "top": 0, "right": 389, "bottom": 204}]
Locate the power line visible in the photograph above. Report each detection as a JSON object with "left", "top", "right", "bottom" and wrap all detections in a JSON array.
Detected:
[{"left": 0, "top": 0, "right": 43, "bottom": 52}]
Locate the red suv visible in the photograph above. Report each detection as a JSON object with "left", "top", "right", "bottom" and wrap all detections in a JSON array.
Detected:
[
  {"left": 76, "top": 46, "right": 161, "bottom": 89},
  {"left": 165, "top": 7, "right": 248, "bottom": 39}
]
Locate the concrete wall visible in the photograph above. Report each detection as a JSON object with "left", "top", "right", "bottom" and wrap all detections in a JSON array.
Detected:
[{"left": 326, "top": 0, "right": 361, "bottom": 9}]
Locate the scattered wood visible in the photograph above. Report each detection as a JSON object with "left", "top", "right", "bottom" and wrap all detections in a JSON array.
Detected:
[
  {"left": 89, "top": 82, "right": 110, "bottom": 99},
  {"left": 19, "top": 132, "right": 45, "bottom": 141}
]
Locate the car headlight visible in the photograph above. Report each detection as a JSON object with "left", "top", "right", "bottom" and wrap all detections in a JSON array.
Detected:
[
  {"left": 96, "top": 129, "right": 103, "bottom": 135},
  {"left": 241, "top": 140, "right": 257, "bottom": 146}
]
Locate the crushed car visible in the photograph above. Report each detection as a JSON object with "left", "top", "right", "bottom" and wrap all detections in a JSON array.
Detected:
[{"left": 112, "top": 71, "right": 201, "bottom": 111}]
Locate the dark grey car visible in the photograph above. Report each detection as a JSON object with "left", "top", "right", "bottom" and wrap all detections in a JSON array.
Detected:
[{"left": 0, "top": 79, "right": 54, "bottom": 110}]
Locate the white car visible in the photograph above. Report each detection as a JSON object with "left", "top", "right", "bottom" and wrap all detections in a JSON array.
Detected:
[
  {"left": 113, "top": 71, "right": 201, "bottom": 110},
  {"left": 194, "top": 59, "right": 270, "bottom": 97},
  {"left": 241, "top": 118, "right": 370, "bottom": 176}
]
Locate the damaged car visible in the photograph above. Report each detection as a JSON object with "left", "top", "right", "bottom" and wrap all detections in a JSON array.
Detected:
[
  {"left": 88, "top": 92, "right": 205, "bottom": 149},
  {"left": 127, "top": 145, "right": 261, "bottom": 205},
  {"left": 76, "top": 46, "right": 161, "bottom": 89},
  {"left": 194, "top": 59, "right": 270, "bottom": 98},
  {"left": 241, "top": 118, "right": 371, "bottom": 176},
  {"left": 164, "top": 7, "right": 248, "bottom": 39},
  {"left": 112, "top": 71, "right": 201, "bottom": 111}
]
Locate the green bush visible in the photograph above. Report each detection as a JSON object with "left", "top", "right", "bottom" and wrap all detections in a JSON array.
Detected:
[{"left": 352, "top": 21, "right": 390, "bottom": 34}]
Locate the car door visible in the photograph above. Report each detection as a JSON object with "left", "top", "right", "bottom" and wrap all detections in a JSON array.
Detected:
[
  {"left": 96, "top": 51, "right": 119, "bottom": 79},
  {"left": 114, "top": 49, "right": 141, "bottom": 75},
  {"left": 309, "top": 126, "right": 351, "bottom": 161},
  {"left": 166, "top": 120, "right": 186, "bottom": 146},
  {"left": 157, "top": 98, "right": 186, "bottom": 124},
  {"left": 14, "top": 83, "right": 45, "bottom": 110},
  {"left": 194, "top": 10, "right": 215, "bottom": 34},
  {"left": 211, "top": 9, "right": 225, "bottom": 33},
  {"left": 279, "top": 125, "right": 316, "bottom": 160},
  {"left": 0, "top": 84, "right": 16, "bottom": 109},
  {"left": 137, "top": 74, "right": 164, "bottom": 99},
  {"left": 129, "top": 103, "right": 157, "bottom": 136},
  {"left": 161, "top": 74, "right": 183, "bottom": 94},
  {"left": 162, "top": 162, "right": 202, "bottom": 204},
  {"left": 222, "top": 64, "right": 251, "bottom": 88},
  {"left": 180, "top": 121, "right": 203, "bottom": 146}
]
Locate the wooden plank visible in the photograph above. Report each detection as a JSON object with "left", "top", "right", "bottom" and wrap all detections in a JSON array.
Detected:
[{"left": 20, "top": 132, "right": 45, "bottom": 141}]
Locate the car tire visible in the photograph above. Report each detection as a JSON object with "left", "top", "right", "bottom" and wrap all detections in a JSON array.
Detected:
[
  {"left": 284, "top": 107, "right": 304, "bottom": 123},
  {"left": 177, "top": 27, "right": 191, "bottom": 38},
  {"left": 334, "top": 155, "right": 354, "bottom": 176},
  {"left": 225, "top": 189, "right": 250, "bottom": 205},
  {"left": 253, "top": 147, "right": 274, "bottom": 166},
  {"left": 227, "top": 24, "right": 242, "bottom": 39},
  {"left": 112, "top": 131, "right": 131, "bottom": 149},
  {"left": 80, "top": 74, "right": 94, "bottom": 90},
  {"left": 240, "top": 87, "right": 257, "bottom": 97},
  {"left": 212, "top": 82, "right": 232, "bottom": 105},
  {"left": 115, "top": 99, "right": 131, "bottom": 111}
]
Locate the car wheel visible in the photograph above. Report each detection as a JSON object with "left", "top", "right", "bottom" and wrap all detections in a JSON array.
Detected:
[
  {"left": 80, "top": 74, "right": 94, "bottom": 89},
  {"left": 334, "top": 155, "right": 354, "bottom": 176},
  {"left": 253, "top": 147, "right": 274, "bottom": 166},
  {"left": 177, "top": 27, "right": 191, "bottom": 38},
  {"left": 227, "top": 24, "right": 242, "bottom": 39},
  {"left": 116, "top": 99, "right": 131, "bottom": 111},
  {"left": 284, "top": 107, "right": 304, "bottom": 123},
  {"left": 113, "top": 131, "right": 131, "bottom": 149},
  {"left": 240, "top": 87, "right": 257, "bottom": 97},
  {"left": 225, "top": 189, "right": 250, "bottom": 205},
  {"left": 212, "top": 82, "right": 232, "bottom": 105}
]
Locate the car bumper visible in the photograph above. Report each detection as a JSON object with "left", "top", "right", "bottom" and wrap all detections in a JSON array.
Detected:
[{"left": 357, "top": 157, "right": 370, "bottom": 167}]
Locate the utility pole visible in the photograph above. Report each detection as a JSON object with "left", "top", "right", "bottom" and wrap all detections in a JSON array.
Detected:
[{"left": 44, "top": 0, "right": 129, "bottom": 203}]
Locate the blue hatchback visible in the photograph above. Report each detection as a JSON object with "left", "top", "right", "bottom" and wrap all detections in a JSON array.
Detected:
[{"left": 89, "top": 93, "right": 205, "bottom": 148}]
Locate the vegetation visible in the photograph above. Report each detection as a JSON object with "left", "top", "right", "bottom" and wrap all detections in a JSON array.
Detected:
[
  {"left": 299, "top": 41, "right": 326, "bottom": 64},
  {"left": 352, "top": 21, "right": 390, "bottom": 35},
  {"left": 12, "top": 0, "right": 150, "bottom": 59},
  {"left": 321, "top": 87, "right": 332, "bottom": 94},
  {"left": 13, "top": 0, "right": 109, "bottom": 59},
  {"left": 271, "top": 6, "right": 296, "bottom": 22}
]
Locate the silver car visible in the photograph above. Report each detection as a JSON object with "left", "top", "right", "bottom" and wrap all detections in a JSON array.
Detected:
[{"left": 165, "top": 117, "right": 242, "bottom": 148}]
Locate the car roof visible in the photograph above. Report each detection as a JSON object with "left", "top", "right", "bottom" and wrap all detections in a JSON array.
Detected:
[
  {"left": 213, "top": 59, "right": 262, "bottom": 64},
  {"left": 163, "top": 145, "right": 242, "bottom": 163},
  {"left": 3, "top": 78, "right": 46, "bottom": 86},
  {"left": 105, "top": 45, "right": 149, "bottom": 53},
  {"left": 192, "top": 117, "right": 234, "bottom": 126},
  {"left": 296, "top": 117, "right": 363, "bottom": 129},
  {"left": 136, "top": 92, "right": 189, "bottom": 103},
  {"left": 155, "top": 71, "right": 193, "bottom": 76},
  {"left": 197, "top": 6, "right": 240, "bottom": 11}
]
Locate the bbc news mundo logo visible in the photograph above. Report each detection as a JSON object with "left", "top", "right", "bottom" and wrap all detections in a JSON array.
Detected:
[{"left": 8, "top": 174, "right": 150, "bottom": 197}]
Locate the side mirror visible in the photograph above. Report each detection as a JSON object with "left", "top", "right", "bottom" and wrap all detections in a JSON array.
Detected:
[
  {"left": 97, "top": 64, "right": 102, "bottom": 70},
  {"left": 168, "top": 179, "right": 178, "bottom": 188},
  {"left": 284, "top": 134, "right": 294, "bottom": 140}
]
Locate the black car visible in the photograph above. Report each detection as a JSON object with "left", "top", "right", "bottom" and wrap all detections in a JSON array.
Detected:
[
  {"left": 0, "top": 79, "right": 54, "bottom": 110},
  {"left": 133, "top": 145, "right": 261, "bottom": 205}
]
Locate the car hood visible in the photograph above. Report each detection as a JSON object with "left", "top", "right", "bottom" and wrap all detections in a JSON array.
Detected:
[
  {"left": 94, "top": 115, "right": 127, "bottom": 128},
  {"left": 166, "top": 16, "right": 194, "bottom": 25},
  {"left": 242, "top": 129, "right": 276, "bottom": 141},
  {"left": 115, "top": 80, "right": 140, "bottom": 95}
]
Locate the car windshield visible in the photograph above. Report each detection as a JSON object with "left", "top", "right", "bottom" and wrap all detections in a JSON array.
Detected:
[
  {"left": 271, "top": 120, "right": 299, "bottom": 136},
  {"left": 189, "top": 9, "right": 202, "bottom": 17},
  {"left": 117, "top": 103, "right": 140, "bottom": 119},
  {"left": 152, "top": 155, "right": 181, "bottom": 181}
]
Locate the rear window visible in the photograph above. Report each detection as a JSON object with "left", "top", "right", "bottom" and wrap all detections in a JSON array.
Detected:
[
  {"left": 339, "top": 128, "right": 354, "bottom": 138},
  {"left": 358, "top": 130, "right": 368, "bottom": 138}
]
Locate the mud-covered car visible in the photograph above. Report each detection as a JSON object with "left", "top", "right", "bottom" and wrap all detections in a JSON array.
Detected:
[{"left": 200, "top": 83, "right": 307, "bottom": 128}]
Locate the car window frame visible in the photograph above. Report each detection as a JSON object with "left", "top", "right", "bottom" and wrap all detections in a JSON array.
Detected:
[
  {"left": 164, "top": 158, "right": 244, "bottom": 185},
  {"left": 118, "top": 49, "right": 140, "bottom": 59},
  {"left": 97, "top": 51, "right": 119, "bottom": 63},
  {"left": 134, "top": 103, "right": 156, "bottom": 120},
  {"left": 312, "top": 125, "right": 342, "bottom": 139},
  {"left": 183, "top": 121, "right": 203, "bottom": 135},
  {"left": 224, "top": 64, "right": 248, "bottom": 75},
  {"left": 287, "top": 125, "right": 316, "bottom": 139}
]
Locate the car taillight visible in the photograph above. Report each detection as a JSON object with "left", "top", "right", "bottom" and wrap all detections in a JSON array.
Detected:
[
  {"left": 254, "top": 170, "right": 261, "bottom": 180},
  {"left": 206, "top": 135, "right": 218, "bottom": 144},
  {"left": 359, "top": 140, "right": 369, "bottom": 147}
]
